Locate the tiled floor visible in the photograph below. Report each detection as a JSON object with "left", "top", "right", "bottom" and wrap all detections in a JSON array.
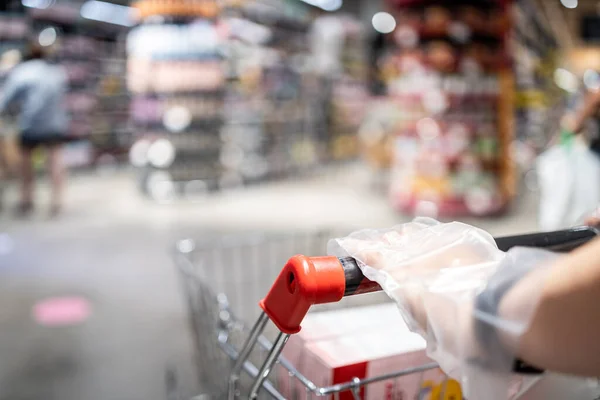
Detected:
[{"left": 0, "top": 166, "right": 540, "bottom": 400}]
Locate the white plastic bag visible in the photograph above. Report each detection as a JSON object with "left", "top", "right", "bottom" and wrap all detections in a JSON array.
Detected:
[
  {"left": 328, "top": 218, "right": 558, "bottom": 400},
  {"left": 537, "top": 142, "right": 600, "bottom": 230}
]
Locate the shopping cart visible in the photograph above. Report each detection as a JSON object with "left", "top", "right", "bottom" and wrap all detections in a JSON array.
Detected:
[{"left": 174, "top": 226, "right": 599, "bottom": 399}]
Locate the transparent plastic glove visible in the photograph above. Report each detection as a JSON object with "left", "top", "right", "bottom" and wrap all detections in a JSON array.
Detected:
[
  {"left": 328, "top": 218, "right": 558, "bottom": 400},
  {"left": 584, "top": 207, "right": 600, "bottom": 226}
]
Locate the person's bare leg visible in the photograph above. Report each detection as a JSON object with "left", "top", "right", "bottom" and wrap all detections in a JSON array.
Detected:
[
  {"left": 0, "top": 140, "right": 6, "bottom": 211},
  {"left": 0, "top": 139, "right": 6, "bottom": 177},
  {"left": 20, "top": 146, "right": 34, "bottom": 212},
  {"left": 47, "top": 144, "right": 64, "bottom": 215}
]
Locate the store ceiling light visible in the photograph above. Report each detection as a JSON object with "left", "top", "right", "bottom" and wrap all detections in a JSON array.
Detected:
[
  {"left": 38, "top": 27, "right": 57, "bottom": 47},
  {"left": 319, "top": 0, "right": 342, "bottom": 11},
  {"left": 554, "top": 68, "right": 579, "bottom": 93},
  {"left": 560, "top": 0, "right": 578, "bottom": 9},
  {"left": 372, "top": 12, "right": 396, "bottom": 34},
  {"left": 300, "top": 0, "right": 342, "bottom": 12},
  {"left": 22, "top": 0, "right": 54, "bottom": 9},
  {"left": 80, "top": 0, "right": 136, "bottom": 27}
]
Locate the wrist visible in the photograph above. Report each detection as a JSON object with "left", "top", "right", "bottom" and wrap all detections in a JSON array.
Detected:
[{"left": 473, "top": 248, "right": 558, "bottom": 373}]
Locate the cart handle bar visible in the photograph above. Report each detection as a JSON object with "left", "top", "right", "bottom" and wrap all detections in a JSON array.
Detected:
[{"left": 259, "top": 226, "right": 599, "bottom": 334}]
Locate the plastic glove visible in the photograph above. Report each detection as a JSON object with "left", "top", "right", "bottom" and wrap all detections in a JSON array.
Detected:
[
  {"left": 584, "top": 207, "right": 600, "bottom": 226},
  {"left": 328, "top": 218, "right": 558, "bottom": 400}
]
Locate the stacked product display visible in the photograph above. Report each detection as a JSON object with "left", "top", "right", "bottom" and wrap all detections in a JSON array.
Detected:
[
  {"left": 129, "top": 0, "right": 330, "bottom": 199},
  {"left": 223, "top": 0, "right": 320, "bottom": 181},
  {"left": 128, "top": 0, "right": 226, "bottom": 199},
  {"left": 91, "top": 36, "right": 132, "bottom": 164},
  {"left": 377, "top": 0, "right": 514, "bottom": 216},
  {"left": 327, "top": 16, "right": 368, "bottom": 161}
]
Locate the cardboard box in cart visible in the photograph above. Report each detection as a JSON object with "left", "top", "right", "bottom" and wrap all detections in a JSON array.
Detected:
[
  {"left": 278, "top": 304, "right": 402, "bottom": 396},
  {"left": 278, "top": 304, "right": 453, "bottom": 400},
  {"left": 302, "top": 328, "right": 449, "bottom": 400}
]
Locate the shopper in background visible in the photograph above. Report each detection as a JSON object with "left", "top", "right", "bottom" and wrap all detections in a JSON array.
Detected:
[
  {"left": 560, "top": 84, "right": 600, "bottom": 157},
  {"left": 0, "top": 41, "right": 69, "bottom": 216}
]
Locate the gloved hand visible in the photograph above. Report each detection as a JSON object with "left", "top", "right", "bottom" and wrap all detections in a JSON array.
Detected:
[
  {"left": 328, "top": 218, "right": 557, "bottom": 400},
  {"left": 585, "top": 208, "right": 600, "bottom": 226}
]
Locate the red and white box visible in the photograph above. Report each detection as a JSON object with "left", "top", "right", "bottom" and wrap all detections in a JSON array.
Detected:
[
  {"left": 277, "top": 303, "right": 450, "bottom": 399},
  {"left": 300, "top": 327, "right": 447, "bottom": 400},
  {"left": 278, "top": 303, "right": 401, "bottom": 397}
]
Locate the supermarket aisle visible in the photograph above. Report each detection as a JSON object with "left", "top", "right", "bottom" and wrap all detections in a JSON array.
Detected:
[
  {"left": 0, "top": 218, "right": 200, "bottom": 399},
  {"left": 0, "top": 167, "right": 539, "bottom": 400}
]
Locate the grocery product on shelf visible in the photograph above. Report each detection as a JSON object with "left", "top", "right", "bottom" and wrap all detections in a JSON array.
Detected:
[
  {"left": 376, "top": 0, "right": 514, "bottom": 217},
  {"left": 132, "top": 0, "right": 220, "bottom": 20},
  {"left": 127, "top": 1, "right": 227, "bottom": 199}
]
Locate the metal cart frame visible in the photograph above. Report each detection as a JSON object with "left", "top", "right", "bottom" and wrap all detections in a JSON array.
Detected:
[{"left": 174, "top": 226, "right": 599, "bottom": 399}]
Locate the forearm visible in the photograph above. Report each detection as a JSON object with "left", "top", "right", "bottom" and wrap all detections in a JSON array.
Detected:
[
  {"left": 567, "top": 93, "right": 600, "bottom": 134},
  {"left": 501, "top": 237, "right": 600, "bottom": 376}
]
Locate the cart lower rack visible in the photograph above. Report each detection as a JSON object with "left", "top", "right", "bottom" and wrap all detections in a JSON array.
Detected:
[{"left": 174, "top": 226, "right": 599, "bottom": 399}]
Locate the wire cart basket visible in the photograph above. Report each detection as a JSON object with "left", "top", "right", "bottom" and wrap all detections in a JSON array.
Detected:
[{"left": 174, "top": 226, "right": 600, "bottom": 400}]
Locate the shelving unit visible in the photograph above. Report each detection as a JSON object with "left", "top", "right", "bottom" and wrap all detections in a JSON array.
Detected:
[
  {"left": 512, "top": 0, "right": 563, "bottom": 153},
  {"left": 224, "top": 0, "right": 320, "bottom": 178},
  {"left": 375, "top": 0, "right": 514, "bottom": 216},
  {"left": 127, "top": 1, "right": 227, "bottom": 200},
  {"left": 328, "top": 16, "right": 368, "bottom": 161},
  {"left": 0, "top": 2, "right": 29, "bottom": 102},
  {"left": 90, "top": 34, "right": 131, "bottom": 166},
  {"left": 128, "top": 0, "right": 339, "bottom": 200}
]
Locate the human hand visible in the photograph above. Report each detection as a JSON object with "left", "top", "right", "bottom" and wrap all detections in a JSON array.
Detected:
[
  {"left": 328, "top": 218, "right": 502, "bottom": 332},
  {"left": 328, "top": 219, "right": 557, "bottom": 399}
]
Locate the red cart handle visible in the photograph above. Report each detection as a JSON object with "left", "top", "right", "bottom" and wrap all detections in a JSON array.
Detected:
[
  {"left": 259, "top": 255, "right": 346, "bottom": 334},
  {"left": 260, "top": 226, "right": 599, "bottom": 335}
]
